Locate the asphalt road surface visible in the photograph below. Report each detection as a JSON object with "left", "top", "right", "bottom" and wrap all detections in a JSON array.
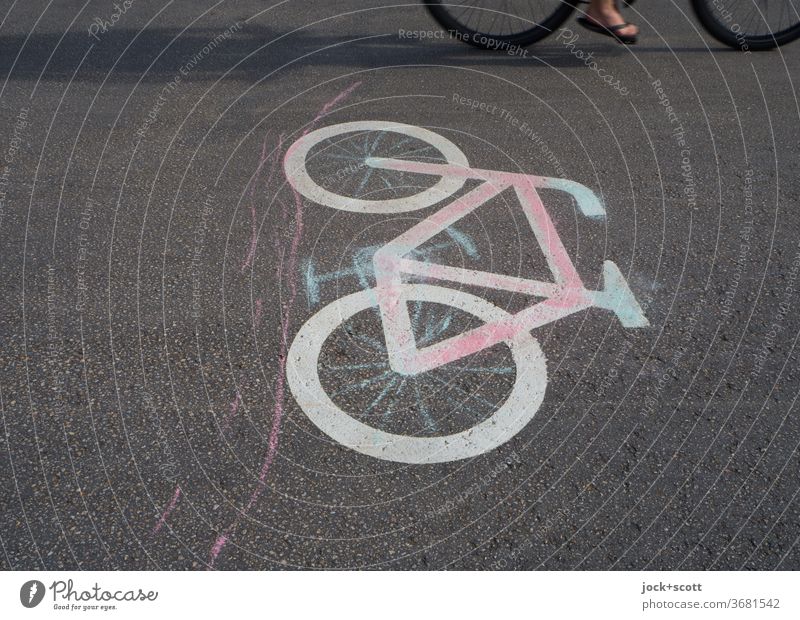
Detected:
[{"left": 1, "top": 0, "right": 799, "bottom": 570}]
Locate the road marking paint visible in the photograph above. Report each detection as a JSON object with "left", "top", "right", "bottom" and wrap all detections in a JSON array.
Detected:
[
  {"left": 287, "top": 283, "right": 546, "bottom": 464},
  {"left": 209, "top": 85, "right": 361, "bottom": 567},
  {"left": 283, "top": 121, "right": 649, "bottom": 464},
  {"left": 284, "top": 121, "right": 470, "bottom": 213}
]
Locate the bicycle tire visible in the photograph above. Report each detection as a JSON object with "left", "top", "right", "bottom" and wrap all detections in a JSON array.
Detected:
[
  {"left": 424, "top": 0, "right": 580, "bottom": 50},
  {"left": 287, "top": 283, "right": 547, "bottom": 464},
  {"left": 691, "top": 0, "right": 800, "bottom": 51},
  {"left": 283, "top": 121, "right": 469, "bottom": 214}
]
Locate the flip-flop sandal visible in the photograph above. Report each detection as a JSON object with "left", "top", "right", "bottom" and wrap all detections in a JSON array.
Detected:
[{"left": 576, "top": 16, "right": 638, "bottom": 44}]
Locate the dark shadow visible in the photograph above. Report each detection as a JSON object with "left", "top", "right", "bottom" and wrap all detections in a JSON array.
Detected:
[{"left": 0, "top": 22, "right": 741, "bottom": 85}]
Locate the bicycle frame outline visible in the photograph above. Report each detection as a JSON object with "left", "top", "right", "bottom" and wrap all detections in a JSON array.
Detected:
[
  {"left": 282, "top": 121, "right": 650, "bottom": 463},
  {"left": 364, "top": 156, "right": 649, "bottom": 376}
]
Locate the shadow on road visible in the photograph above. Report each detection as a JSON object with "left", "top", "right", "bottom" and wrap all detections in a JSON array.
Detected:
[{"left": 0, "top": 23, "right": 734, "bottom": 84}]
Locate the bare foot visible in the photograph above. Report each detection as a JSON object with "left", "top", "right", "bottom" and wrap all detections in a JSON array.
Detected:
[{"left": 586, "top": 4, "right": 639, "bottom": 38}]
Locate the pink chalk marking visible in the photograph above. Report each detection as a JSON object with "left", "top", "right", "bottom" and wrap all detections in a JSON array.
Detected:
[
  {"left": 514, "top": 182, "right": 583, "bottom": 289},
  {"left": 152, "top": 485, "right": 182, "bottom": 535},
  {"left": 368, "top": 158, "right": 595, "bottom": 376},
  {"left": 209, "top": 83, "right": 361, "bottom": 568},
  {"left": 219, "top": 390, "right": 242, "bottom": 434},
  {"left": 244, "top": 82, "right": 364, "bottom": 508},
  {"left": 209, "top": 533, "right": 229, "bottom": 565},
  {"left": 241, "top": 132, "right": 271, "bottom": 272},
  {"left": 242, "top": 134, "right": 285, "bottom": 273},
  {"left": 254, "top": 297, "right": 264, "bottom": 327},
  {"left": 398, "top": 258, "right": 560, "bottom": 298},
  {"left": 306, "top": 81, "right": 362, "bottom": 130},
  {"left": 410, "top": 290, "right": 591, "bottom": 373}
]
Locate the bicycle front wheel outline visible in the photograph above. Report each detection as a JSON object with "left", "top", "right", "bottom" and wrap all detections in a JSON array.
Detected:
[
  {"left": 283, "top": 120, "right": 470, "bottom": 214},
  {"left": 424, "top": 0, "right": 579, "bottom": 50},
  {"left": 691, "top": 0, "right": 800, "bottom": 50},
  {"left": 287, "top": 283, "right": 547, "bottom": 464}
]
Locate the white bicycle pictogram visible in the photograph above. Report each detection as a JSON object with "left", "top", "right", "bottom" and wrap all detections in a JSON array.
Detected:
[{"left": 284, "top": 121, "right": 649, "bottom": 465}]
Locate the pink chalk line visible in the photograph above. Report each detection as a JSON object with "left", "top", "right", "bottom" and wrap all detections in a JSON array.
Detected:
[
  {"left": 254, "top": 297, "right": 264, "bottom": 326},
  {"left": 220, "top": 390, "right": 242, "bottom": 434},
  {"left": 218, "top": 298, "right": 264, "bottom": 435},
  {"left": 241, "top": 132, "right": 284, "bottom": 272},
  {"left": 209, "top": 82, "right": 361, "bottom": 567},
  {"left": 152, "top": 485, "right": 182, "bottom": 535},
  {"left": 153, "top": 290, "right": 264, "bottom": 537}
]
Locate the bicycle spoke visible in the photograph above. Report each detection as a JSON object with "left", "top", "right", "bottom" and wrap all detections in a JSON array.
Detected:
[
  {"left": 440, "top": 0, "right": 566, "bottom": 37},
  {"left": 706, "top": 0, "right": 800, "bottom": 38},
  {"left": 414, "top": 381, "right": 439, "bottom": 432}
]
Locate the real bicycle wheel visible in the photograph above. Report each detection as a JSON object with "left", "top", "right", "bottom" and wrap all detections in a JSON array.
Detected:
[
  {"left": 284, "top": 120, "right": 469, "bottom": 214},
  {"left": 287, "top": 284, "right": 547, "bottom": 464},
  {"left": 691, "top": 0, "right": 800, "bottom": 50},
  {"left": 424, "top": 0, "right": 579, "bottom": 50}
]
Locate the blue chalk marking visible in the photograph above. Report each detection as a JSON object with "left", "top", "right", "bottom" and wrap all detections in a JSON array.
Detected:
[
  {"left": 419, "top": 311, "right": 452, "bottom": 345},
  {"left": 382, "top": 378, "right": 407, "bottom": 422},
  {"left": 429, "top": 374, "right": 502, "bottom": 413},
  {"left": 378, "top": 173, "right": 394, "bottom": 190},
  {"left": 363, "top": 376, "right": 399, "bottom": 416},
  {"left": 354, "top": 132, "right": 389, "bottom": 197},
  {"left": 354, "top": 333, "right": 385, "bottom": 351},
  {"left": 414, "top": 381, "right": 438, "bottom": 432},
  {"left": 543, "top": 178, "right": 605, "bottom": 219},
  {"left": 444, "top": 227, "right": 480, "bottom": 259},
  {"left": 331, "top": 370, "right": 395, "bottom": 398},
  {"left": 302, "top": 228, "right": 478, "bottom": 309},
  {"left": 593, "top": 261, "right": 649, "bottom": 328},
  {"left": 325, "top": 362, "right": 389, "bottom": 372},
  {"left": 392, "top": 137, "right": 415, "bottom": 153},
  {"left": 304, "top": 258, "right": 366, "bottom": 308},
  {"left": 410, "top": 300, "right": 424, "bottom": 338},
  {"left": 442, "top": 393, "right": 488, "bottom": 421}
]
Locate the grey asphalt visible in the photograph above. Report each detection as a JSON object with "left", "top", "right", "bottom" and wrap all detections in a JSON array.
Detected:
[{"left": 1, "top": 0, "right": 799, "bottom": 570}]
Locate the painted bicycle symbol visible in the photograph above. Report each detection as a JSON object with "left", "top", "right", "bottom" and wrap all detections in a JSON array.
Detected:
[{"left": 284, "top": 121, "right": 648, "bottom": 465}]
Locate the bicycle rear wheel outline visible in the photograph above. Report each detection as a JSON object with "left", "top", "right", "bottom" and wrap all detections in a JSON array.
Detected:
[
  {"left": 691, "top": 0, "right": 800, "bottom": 50},
  {"left": 287, "top": 283, "right": 547, "bottom": 464},
  {"left": 283, "top": 121, "right": 470, "bottom": 214},
  {"left": 425, "top": 0, "right": 579, "bottom": 49}
]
